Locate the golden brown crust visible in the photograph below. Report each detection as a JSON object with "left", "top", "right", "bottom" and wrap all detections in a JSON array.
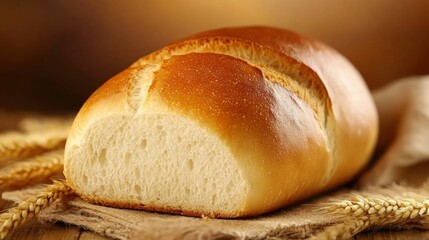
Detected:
[
  {"left": 135, "top": 30, "right": 331, "bottom": 116},
  {"left": 65, "top": 26, "right": 378, "bottom": 218}
]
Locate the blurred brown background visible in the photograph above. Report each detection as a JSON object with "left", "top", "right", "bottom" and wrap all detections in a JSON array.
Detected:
[{"left": 1, "top": 0, "right": 429, "bottom": 112}]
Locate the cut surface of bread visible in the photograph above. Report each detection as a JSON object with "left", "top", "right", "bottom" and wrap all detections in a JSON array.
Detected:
[
  {"left": 64, "top": 26, "right": 378, "bottom": 218},
  {"left": 66, "top": 113, "right": 248, "bottom": 217}
]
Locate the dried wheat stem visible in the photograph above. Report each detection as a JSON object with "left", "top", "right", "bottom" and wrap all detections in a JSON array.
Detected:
[
  {"left": 310, "top": 219, "right": 368, "bottom": 240},
  {"left": 19, "top": 116, "right": 73, "bottom": 133},
  {"left": 0, "top": 131, "right": 67, "bottom": 163},
  {"left": 310, "top": 195, "right": 429, "bottom": 239},
  {"left": 0, "top": 180, "right": 74, "bottom": 239},
  {"left": 0, "top": 149, "right": 64, "bottom": 190}
]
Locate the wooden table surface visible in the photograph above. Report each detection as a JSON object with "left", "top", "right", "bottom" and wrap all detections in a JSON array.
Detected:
[{"left": 7, "top": 217, "right": 429, "bottom": 240}]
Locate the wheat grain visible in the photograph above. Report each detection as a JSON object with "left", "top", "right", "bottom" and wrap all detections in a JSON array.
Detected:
[
  {"left": 310, "top": 195, "right": 429, "bottom": 239},
  {"left": 0, "top": 180, "right": 73, "bottom": 239},
  {"left": 0, "top": 149, "right": 64, "bottom": 190},
  {"left": 0, "top": 131, "right": 67, "bottom": 163}
]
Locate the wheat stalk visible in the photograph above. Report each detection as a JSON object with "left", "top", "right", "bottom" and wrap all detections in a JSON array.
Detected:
[
  {"left": 0, "top": 131, "right": 67, "bottom": 163},
  {"left": 0, "top": 180, "right": 74, "bottom": 239},
  {"left": 310, "top": 195, "right": 429, "bottom": 239},
  {"left": 18, "top": 116, "right": 73, "bottom": 133},
  {"left": 0, "top": 149, "right": 64, "bottom": 190}
]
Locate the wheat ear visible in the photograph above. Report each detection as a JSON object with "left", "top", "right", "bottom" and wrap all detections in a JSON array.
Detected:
[
  {"left": 0, "top": 180, "right": 73, "bottom": 239},
  {"left": 310, "top": 195, "right": 429, "bottom": 239},
  {"left": 0, "top": 131, "right": 66, "bottom": 163},
  {"left": 0, "top": 149, "right": 64, "bottom": 190}
]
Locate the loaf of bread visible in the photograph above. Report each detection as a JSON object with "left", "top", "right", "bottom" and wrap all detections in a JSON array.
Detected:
[{"left": 64, "top": 26, "right": 378, "bottom": 218}]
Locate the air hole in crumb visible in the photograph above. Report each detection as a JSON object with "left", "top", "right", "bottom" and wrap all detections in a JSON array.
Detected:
[
  {"left": 99, "top": 148, "right": 107, "bottom": 164},
  {"left": 124, "top": 152, "right": 131, "bottom": 165},
  {"left": 226, "top": 182, "right": 233, "bottom": 193},
  {"left": 99, "top": 185, "right": 105, "bottom": 192},
  {"left": 163, "top": 149, "right": 168, "bottom": 156},
  {"left": 141, "top": 139, "right": 147, "bottom": 149},
  {"left": 134, "top": 185, "right": 142, "bottom": 195},
  {"left": 157, "top": 125, "right": 163, "bottom": 131},
  {"left": 187, "top": 159, "right": 194, "bottom": 171},
  {"left": 88, "top": 144, "right": 94, "bottom": 156},
  {"left": 185, "top": 187, "right": 190, "bottom": 195},
  {"left": 82, "top": 175, "right": 88, "bottom": 185},
  {"left": 211, "top": 194, "right": 217, "bottom": 205},
  {"left": 203, "top": 178, "right": 208, "bottom": 185},
  {"left": 177, "top": 136, "right": 182, "bottom": 142},
  {"left": 159, "top": 130, "right": 166, "bottom": 138},
  {"left": 90, "top": 153, "right": 97, "bottom": 163},
  {"left": 134, "top": 168, "right": 141, "bottom": 178}
]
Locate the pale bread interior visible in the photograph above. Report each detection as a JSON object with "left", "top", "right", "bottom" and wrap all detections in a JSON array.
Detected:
[{"left": 66, "top": 113, "right": 248, "bottom": 215}]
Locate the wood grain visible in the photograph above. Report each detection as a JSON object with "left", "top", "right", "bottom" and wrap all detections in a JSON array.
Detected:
[
  {"left": 356, "top": 229, "right": 429, "bottom": 240},
  {"left": 7, "top": 220, "right": 429, "bottom": 240},
  {"left": 8, "top": 219, "right": 80, "bottom": 240}
]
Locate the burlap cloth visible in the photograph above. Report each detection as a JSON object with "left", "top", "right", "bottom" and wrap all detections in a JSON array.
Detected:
[{"left": 3, "top": 182, "right": 429, "bottom": 240}]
